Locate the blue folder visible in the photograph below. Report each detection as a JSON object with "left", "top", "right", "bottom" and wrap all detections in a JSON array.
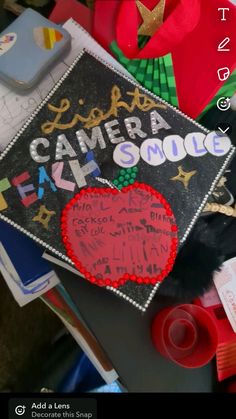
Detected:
[{"left": 0, "top": 220, "right": 51, "bottom": 286}]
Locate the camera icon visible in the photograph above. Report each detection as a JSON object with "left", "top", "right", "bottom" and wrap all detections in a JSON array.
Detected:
[{"left": 15, "top": 405, "right": 26, "bottom": 416}]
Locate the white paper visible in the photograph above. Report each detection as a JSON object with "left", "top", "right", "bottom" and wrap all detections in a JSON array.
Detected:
[
  {"left": 214, "top": 256, "right": 236, "bottom": 333},
  {"left": 43, "top": 250, "right": 84, "bottom": 278}
]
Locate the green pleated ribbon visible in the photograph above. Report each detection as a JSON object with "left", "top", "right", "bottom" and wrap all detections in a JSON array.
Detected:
[{"left": 110, "top": 40, "right": 179, "bottom": 107}]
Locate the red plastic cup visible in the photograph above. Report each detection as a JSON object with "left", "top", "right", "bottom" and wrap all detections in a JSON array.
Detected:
[
  {"left": 162, "top": 308, "right": 197, "bottom": 359},
  {"left": 151, "top": 304, "right": 218, "bottom": 368},
  {"left": 168, "top": 318, "right": 197, "bottom": 351}
]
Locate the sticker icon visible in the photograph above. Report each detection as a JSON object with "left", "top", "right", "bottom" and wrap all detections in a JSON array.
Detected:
[
  {"left": 217, "top": 67, "right": 230, "bottom": 82},
  {"left": 33, "top": 27, "right": 63, "bottom": 50},
  {"left": 217, "top": 97, "right": 230, "bottom": 111},
  {"left": 15, "top": 405, "right": 26, "bottom": 416},
  {"left": 0, "top": 32, "right": 17, "bottom": 56}
]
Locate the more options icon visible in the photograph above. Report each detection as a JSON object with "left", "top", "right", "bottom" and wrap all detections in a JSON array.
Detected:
[{"left": 215, "top": 123, "right": 232, "bottom": 136}]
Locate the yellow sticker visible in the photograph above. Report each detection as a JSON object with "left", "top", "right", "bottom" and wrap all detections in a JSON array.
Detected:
[
  {"left": 33, "top": 27, "right": 63, "bottom": 50},
  {"left": 32, "top": 205, "right": 56, "bottom": 229}
]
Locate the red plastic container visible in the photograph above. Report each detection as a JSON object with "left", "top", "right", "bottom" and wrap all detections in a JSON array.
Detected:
[{"left": 151, "top": 304, "right": 218, "bottom": 368}]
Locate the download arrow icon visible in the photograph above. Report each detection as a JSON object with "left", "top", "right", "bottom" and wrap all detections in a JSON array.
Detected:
[
  {"left": 215, "top": 123, "right": 232, "bottom": 135},
  {"left": 218, "top": 126, "right": 230, "bottom": 134}
]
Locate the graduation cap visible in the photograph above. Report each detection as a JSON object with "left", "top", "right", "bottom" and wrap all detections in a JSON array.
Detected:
[{"left": 0, "top": 51, "right": 234, "bottom": 310}]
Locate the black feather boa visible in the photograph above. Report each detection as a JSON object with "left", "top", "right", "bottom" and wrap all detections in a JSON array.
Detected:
[{"left": 157, "top": 215, "right": 236, "bottom": 302}]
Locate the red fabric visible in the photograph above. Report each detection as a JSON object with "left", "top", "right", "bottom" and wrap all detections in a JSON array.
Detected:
[
  {"left": 116, "top": 0, "right": 201, "bottom": 59},
  {"left": 93, "top": 0, "right": 119, "bottom": 49},
  {"left": 93, "top": 0, "right": 236, "bottom": 118},
  {"left": 50, "top": 0, "right": 93, "bottom": 33}
]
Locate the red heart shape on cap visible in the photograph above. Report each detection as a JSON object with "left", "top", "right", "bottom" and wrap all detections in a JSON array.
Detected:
[{"left": 61, "top": 182, "right": 178, "bottom": 288}]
